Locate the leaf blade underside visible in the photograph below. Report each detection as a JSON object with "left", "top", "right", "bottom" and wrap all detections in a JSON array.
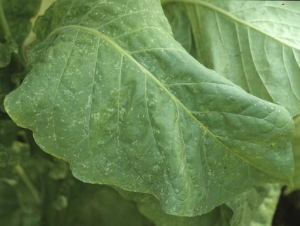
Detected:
[{"left": 4, "top": 0, "right": 294, "bottom": 216}]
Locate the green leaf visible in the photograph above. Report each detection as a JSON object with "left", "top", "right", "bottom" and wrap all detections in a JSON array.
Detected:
[
  {"left": 162, "top": 3, "right": 192, "bottom": 54},
  {"left": 162, "top": 0, "right": 300, "bottom": 116},
  {"left": 286, "top": 115, "right": 300, "bottom": 193},
  {"left": 227, "top": 184, "right": 281, "bottom": 226},
  {"left": 4, "top": 0, "right": 294, "bottom": 216}
]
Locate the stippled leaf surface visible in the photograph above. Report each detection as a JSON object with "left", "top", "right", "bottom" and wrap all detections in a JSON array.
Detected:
[
  {"left": 162, "top": 0, "right": 300, "bottom": 116},
  {"left": 5, "top": 0, "right": 294, "bottom": 216}
]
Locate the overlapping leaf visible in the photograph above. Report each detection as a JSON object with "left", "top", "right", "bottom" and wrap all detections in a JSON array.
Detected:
[
  {"left": 286, "top": 115, "right": 300, "bottom": 193},
  {"left": 0, "top": 0, "right": 42, "bottom": 55},
  {"left": 162, "top": 0, "right": 300, "bottom": 116},
  {"left": 4, "top": 0, "right": 294, "bottom": 216},
  {"left": 227, "top": 184, "right": 281, "bottom": 226},
  {"left": 117, "top": 188, "right": 232, "bottom": 226},
  {"left": 119, "top": 183, "right": 280, "bottom": 226},
  {"left": 162, "top": 0, "right": 300, "bottom": 196}
]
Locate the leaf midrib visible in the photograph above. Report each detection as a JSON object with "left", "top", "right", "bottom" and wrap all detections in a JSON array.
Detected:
[
  {"left": 161, "top": 0, "right": 300, "bottom": 51},
  {"left": 45, "top": 24, "right": 273, "bottom": 177}
]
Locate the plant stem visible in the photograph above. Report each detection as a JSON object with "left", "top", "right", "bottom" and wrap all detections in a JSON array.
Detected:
[
  {"left": 15, "top": 164, "right": 41, "bottom": 204},
  {"left": 0, "top": 0, "right": 11, "bottom": 38}
]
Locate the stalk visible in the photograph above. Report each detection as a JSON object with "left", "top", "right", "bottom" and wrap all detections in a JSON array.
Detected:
[
  {"left": 0, "top": 0, "right": 11, "bottom": 38},
  {"left": 15, "top": 164, "right": 41, "bottom": 204}
]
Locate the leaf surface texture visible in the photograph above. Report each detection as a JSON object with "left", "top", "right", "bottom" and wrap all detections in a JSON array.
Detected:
[{"left": 5, "top": 0, "right": 294, "bottom": 216}]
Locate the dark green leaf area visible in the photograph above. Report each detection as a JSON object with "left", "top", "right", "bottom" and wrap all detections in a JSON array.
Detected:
[
  {"left": 0, "top": 43, "right": 12, "bottom": 68},
  {"left": 0, "top": 38, "right": 18, "bottom": 68},
  {"left": 117, "top": 188, "right": 232, "bottom": 226},
  {"left": 0, "top": 143, "right": 29, "bottom": 175},
  {"left": 0, "top": 182, "right": 41, "bottom": 226},
  {"left": 4, "top": 0, "right": 294, "bottom": 216},
  {"left": 0, "top": 161, "right": 152, "bottom": 226},
  {"left": 1, "top": 0, "right": 42, "bottom": 47}
]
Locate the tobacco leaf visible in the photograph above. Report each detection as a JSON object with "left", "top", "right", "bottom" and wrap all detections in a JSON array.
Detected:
[{"left": 5, "top": 0, "right": 294, "bottom": 216}]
